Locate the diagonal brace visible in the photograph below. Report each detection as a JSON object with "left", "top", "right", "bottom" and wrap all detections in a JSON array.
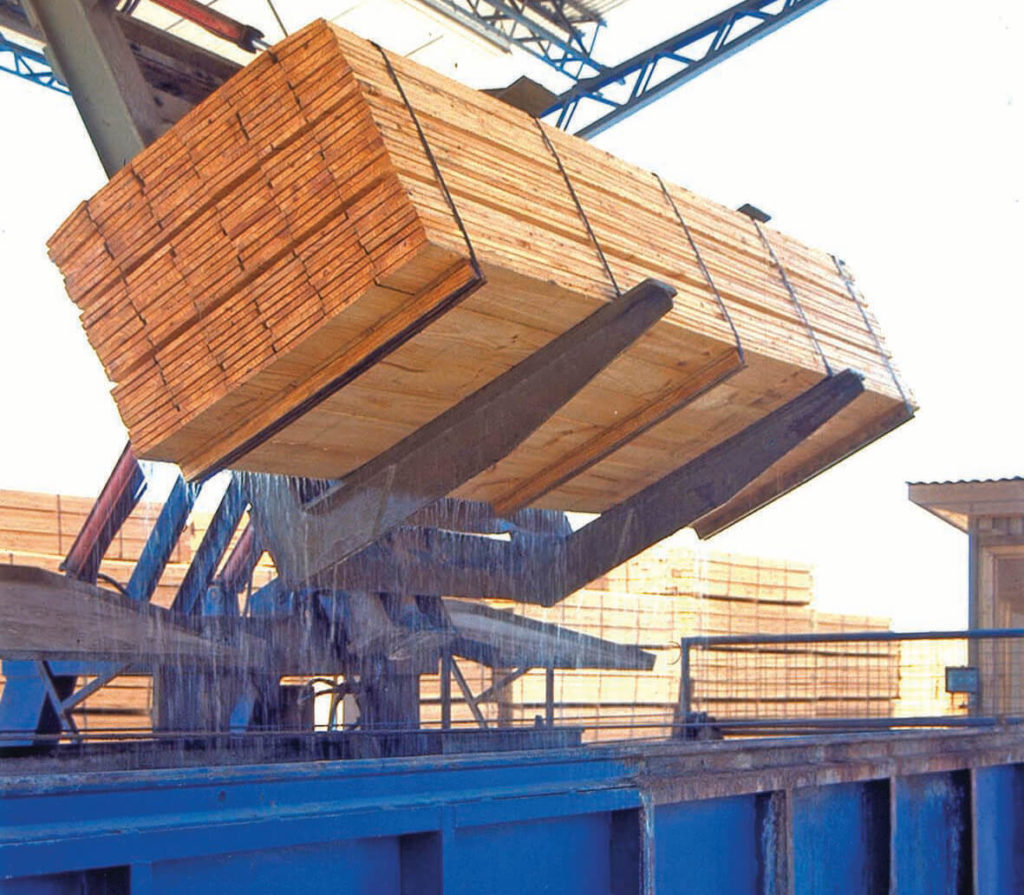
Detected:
[
  {"left": 323, "top": 369, "right": 865, "bottom": 604},
  {"left": 250, "top": 279, "right": 675, "bottom": 585}
]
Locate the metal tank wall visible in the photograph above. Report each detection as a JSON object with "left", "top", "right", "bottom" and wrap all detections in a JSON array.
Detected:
[{"left": 3, "top": 730, "right": 1024, "bottom": 894}]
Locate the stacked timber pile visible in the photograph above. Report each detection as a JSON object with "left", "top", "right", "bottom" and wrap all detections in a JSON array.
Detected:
[
  {"left": 895, "top": 639, "right": 969, "bottom": 719},
  {"left": 420, "top": 543, "right": 900, "bottom": 740},
  {"left": 48, "top": 20, "right": 912, "bottom": 524},
  {"left": 0, "top": 489, "right": 195, "bottom": 607},
  {"left": 0, "top": 489, "right": 275, "bottom": 733}
]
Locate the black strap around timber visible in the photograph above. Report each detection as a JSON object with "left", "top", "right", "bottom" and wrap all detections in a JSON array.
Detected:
[
  {"left": 374, "top": 43, "right": 481, "bottom": 277},
  {"left": 752, "top": 218, "right": 833, "bottom": 376},
  {"left": 535, "top": 120, "right": 622, "bottom": 297},
  {"left": 191, "top": 47, "right": 486, "bottom": 480},
  {"left": 831, "top": 253, "right": 912, "bottom": 410},
  {"left": 655, "top": 173, "right": 744, "bottom": 364}
]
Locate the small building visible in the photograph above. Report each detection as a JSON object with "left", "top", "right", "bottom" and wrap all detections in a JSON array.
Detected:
[{"left": 909, "top": 477, "right": 1024, "bottom": 714}]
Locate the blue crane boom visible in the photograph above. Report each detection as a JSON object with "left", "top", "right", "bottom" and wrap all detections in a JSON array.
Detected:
[
  {"left": 0, "top": 29, "right": 67, "bottom": 93},
  {"left": 545, "top": 0, "right": 832, "bottom": 137},
  {"left": 0, "top": 0, "right": 833, "bottom": 138},
  {"left": 415, "top": 0, "right": 607, "bottom": 79}
]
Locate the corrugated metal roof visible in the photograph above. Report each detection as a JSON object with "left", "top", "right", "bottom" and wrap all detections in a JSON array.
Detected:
[
  {"left": 907, "top": 476, "right": 1024, "bottom": 487},
  {"left": 573, "top": 0, "right": 634, "bottom": 18}
]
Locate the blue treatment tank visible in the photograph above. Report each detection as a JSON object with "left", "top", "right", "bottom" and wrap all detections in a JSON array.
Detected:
[{"left": 2, "top": 727, "right": 1024, "bottom": 894}]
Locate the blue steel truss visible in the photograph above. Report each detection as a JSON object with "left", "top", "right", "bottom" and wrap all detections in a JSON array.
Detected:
[
  {"left": 416, "top": 0, "right": 606, "bottom": 79},
  {"left": 0, "top": 29, "right": 67, "bottom": 93},
  {"left": 0, "top": 0, "right": 835, "bottom": 140},
  {"left": 545, "top": 0, "right": 831, "bottom": 137}
]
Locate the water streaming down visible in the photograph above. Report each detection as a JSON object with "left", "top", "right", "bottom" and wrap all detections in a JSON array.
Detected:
[
  {"left": 11, "top": 433, "right": 903, "bottom": 771},
  {"left": 0, "top": 449, "right": 739, "bottom": 767},
  {"left": 229, "top": 472, "right": 664, "bottom": 750},
  {"left": 8, "top": 430, "right": 948, "bottom": 768}
]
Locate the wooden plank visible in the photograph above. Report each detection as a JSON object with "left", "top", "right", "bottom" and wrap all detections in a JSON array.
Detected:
[{"left": 0, "top": 565, "right": 241, "bottom": 663}]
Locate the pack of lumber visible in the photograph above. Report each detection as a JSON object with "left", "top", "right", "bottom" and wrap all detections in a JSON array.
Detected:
[
  {"left": 47, "top": 19, "right": 913, "bottom": 518},
  {"left": 456, "top": 580, "right": 901, "bottom": 740},
  {"left": 0, "top": 489, "right": 276, "bottom": 609}
]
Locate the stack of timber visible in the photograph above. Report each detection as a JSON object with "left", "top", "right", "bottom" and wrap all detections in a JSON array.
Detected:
[
  {"left": 421, "top": 544, "right": 901, "bottom": 740},
  {"left": 0, "top": 489, "right": 275, "bottom": 734},
  {"left": 48, "top": 20, "right": 913, "bottom": 523}
]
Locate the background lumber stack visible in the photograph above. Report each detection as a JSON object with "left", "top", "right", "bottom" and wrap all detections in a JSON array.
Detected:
[
  {"left": 420, "top": 543, "right": 902, "bottom": 740},
  {"left": 48, "top": 20, "right": 912, "bottom": 521},
  {"left": 0, "top": 489, "right": 275, "bottom": 734}
]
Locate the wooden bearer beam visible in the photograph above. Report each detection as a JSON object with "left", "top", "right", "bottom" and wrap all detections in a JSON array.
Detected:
[
  {"left": 551, "top": 369, "right": 867, "bottom": 596},
  {"left": 0, "top": 565, "right": 242, "bottom": 664},
  {"left": 491, "top": 345, "right": 744, "bottom": 516},
  {"left": 693, "top": 400, "right": 915, "bottom": 538}
]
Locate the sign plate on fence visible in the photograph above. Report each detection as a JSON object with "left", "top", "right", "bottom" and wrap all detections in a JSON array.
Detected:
[{"left": 945, "top": 666, "right": 980, "bottom": 695}]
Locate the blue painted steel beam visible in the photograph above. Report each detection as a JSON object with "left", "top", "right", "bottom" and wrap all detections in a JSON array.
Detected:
[
  {"left": 892, "top": 771, "right": 973, "bottom": 894},
  {"left": 791, "top": 781, "right": 889, "bottom": 892},
  {"left": 416, "top": 0, "right": 605, "bottom": 79},
  {"left": 171, "top": 476, "right": 247, "bottom": 616},
  {"left": 125, "top": 474, "right": 201, "bottom": 603},
  {"left": 0, "top": 29, "right": 67, "bottom": 94},
  {"left": 7, "top": 734, "right": 1024, "bottom": 890},
  {"left": 545, "top": 0, "right": 833, "bottom": 138},
  {"left": 973, "top": 765, "right": 1024, "bottom": 893}
]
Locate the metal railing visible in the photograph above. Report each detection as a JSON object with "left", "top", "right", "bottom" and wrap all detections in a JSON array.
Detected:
[{"left": 679, "top": 628, "right": 1024, "bottom": 737}]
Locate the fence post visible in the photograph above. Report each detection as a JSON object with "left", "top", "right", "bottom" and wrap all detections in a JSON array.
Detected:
[{"left": 678, "top": 638, "right": 693, "bottom": 737}]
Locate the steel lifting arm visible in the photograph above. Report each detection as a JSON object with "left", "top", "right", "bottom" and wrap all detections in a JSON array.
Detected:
[
  {"left": 61, "top": 443, "right": 146, "bottom": 584},
  {"left": 143, "top": 0, "right": 264, "bottom": 53},
  {"left": 248, "top": 278, "right": 675, "bottom": 585},
  {"left": 310, "top": 369, "right": 866, "bottom": 605}
]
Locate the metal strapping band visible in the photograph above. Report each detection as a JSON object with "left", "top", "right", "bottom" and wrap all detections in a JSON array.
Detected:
[
  {"left": 535, "top": 121, "right": 621, "bottom": 297},
  {"left": 374, "top": 43, "right": 481, "bottom": 277},
  {"left": 655, "top": 174, "right": 744, "bottom": 364},
  {"left": 752, "top": 219, "right": 833, "bottom": 376},
  {"left": 831, "top": 253, "right": 911, "bottom": 409},
  {"left": 190, "top": 47, "right": 488, "bottom": 481}
]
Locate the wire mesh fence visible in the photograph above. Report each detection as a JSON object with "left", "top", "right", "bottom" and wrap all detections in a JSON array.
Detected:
[{"left": 678, "top": 628, "right": 1024, "bottom": 737}]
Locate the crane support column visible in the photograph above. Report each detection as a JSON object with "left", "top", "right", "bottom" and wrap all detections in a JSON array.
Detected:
[{"left": 20, "top": 0, "right": 163, "bottom": 174}]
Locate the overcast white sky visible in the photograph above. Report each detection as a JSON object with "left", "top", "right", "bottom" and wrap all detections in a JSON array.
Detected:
[{"left": 1, "top": 0, "right": 1021, "bottom": 629}]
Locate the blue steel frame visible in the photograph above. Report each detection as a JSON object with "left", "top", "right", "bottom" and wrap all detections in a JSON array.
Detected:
[
  {"left": 416, "top": 0, "right": 606, "bottom": 79},
  {"left": 545, "top": 0, "right": 833, "bottom": 137},
  {"left": 1, "top": 0, "right": 836, "bottom": 144},
  {"left": 0, "top": 29, "right": 67, "bottom": 94},
  {"left": 0, "top": 466, "right": 240, "bottom": 742},
  {"left": 171, "top": 476, "right": 247, "bottom": 616},
  {"left": 125, "top": 475, "right": 200, "bottom": 603}
]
